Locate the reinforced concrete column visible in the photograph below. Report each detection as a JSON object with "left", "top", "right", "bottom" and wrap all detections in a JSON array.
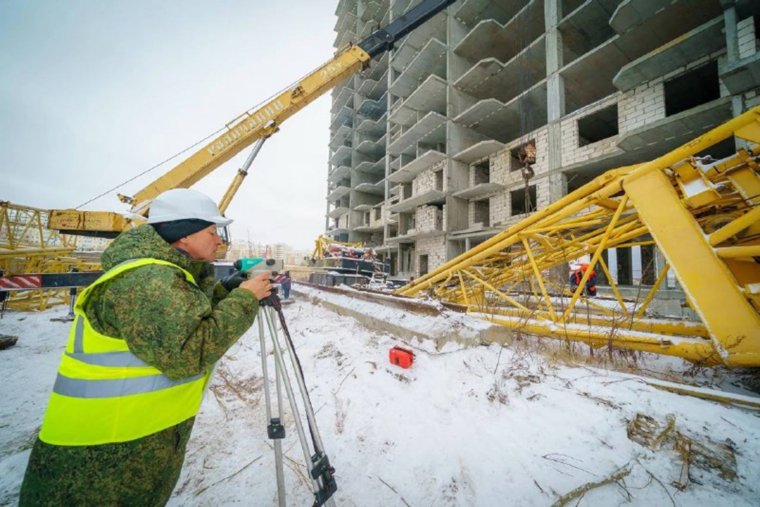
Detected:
[
  {"left": 723, "top": 5, "right": 747, "bottom": 120},
  {"left": 545, "top": 0, "right": 566, "bottom": 203}
]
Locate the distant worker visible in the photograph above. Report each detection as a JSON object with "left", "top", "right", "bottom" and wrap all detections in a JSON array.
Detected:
[
  {"left": 275, "top": 270, "right": 292, "bottom": 299},
  {"left": 570, "top": 263, "right": 597, "bottom": 297},
  {"left": 20, "top": 188, "right": 272, "bottom": 506}
]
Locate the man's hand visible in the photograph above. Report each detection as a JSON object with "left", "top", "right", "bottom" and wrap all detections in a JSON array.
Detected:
[
  {"left": 221, "top": 270, "right": 248, "bottom": 291},
  {"left": 238, "top": 271, "right": 273, "bottom": 300}
]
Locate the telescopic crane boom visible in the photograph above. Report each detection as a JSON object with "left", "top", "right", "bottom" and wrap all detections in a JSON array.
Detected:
[{"left": 48, "top": 0, "right": 456, "bottom": 237}]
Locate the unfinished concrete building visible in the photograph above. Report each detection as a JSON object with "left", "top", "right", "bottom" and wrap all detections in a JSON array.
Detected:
[{"left": 326, "top": 0, "right": 760, "bottom": 289}]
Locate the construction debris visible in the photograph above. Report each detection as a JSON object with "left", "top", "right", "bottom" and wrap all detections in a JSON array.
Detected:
[
  {"left": 626, "top": 412, "right": 738, "bottom": 492},
  {"left": 627, "top": 413, "right": 676, "bottom": 451},
  {"left": 550, "top": 464, "right": 632, "bottom": 507},
  {"left": 0, "top": 334, "right": 17, "bottom": 350}
]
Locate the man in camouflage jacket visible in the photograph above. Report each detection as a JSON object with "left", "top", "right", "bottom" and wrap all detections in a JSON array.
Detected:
[{"left": 20, "top": 190, "right": 271, "bottom": 506}]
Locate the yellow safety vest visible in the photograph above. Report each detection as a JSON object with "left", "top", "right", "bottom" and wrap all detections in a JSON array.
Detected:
[{"left": 39, "top": 258, "right": 211, "bottom": 446}]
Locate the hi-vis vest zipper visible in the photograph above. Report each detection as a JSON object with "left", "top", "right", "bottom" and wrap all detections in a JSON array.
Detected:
[{"left": 39, "top": 258, "right": 210, "bottom": 446}]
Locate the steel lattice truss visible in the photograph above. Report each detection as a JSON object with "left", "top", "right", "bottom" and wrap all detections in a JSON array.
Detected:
[{"left": 398, "top": 107, "right": 760, "bottom": 367}]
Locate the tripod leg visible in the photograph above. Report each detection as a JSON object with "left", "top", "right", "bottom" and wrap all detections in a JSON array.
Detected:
[
  {"left": 262, "top": 307, "right": 324, "bottom": 498},
  {"left": 259, "top": 311, "right": 286, "bottom": 506},
  {"left": 270, "top": 314, "right": 335, "bottom": 507}
]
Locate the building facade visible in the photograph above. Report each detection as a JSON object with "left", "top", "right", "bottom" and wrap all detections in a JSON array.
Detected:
[{"left": 326, "top": 0, "right": 760, "bottom": 284}]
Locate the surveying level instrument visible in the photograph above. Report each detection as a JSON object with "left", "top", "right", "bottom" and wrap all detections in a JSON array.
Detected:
[{"left": 257, "top": 289, "right": 337, "bottom": 506}]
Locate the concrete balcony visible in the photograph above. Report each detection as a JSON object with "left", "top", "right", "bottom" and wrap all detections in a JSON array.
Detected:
[
  {"left": 452, "top": 140, "right": 504, "bottom": 164},
  {"left": 390, "top": 74, "right": 447, "bottom": 127},
  {"left": 454, "top": 1, "right": 544, "bottom": 64},
  {"left": 617, "top": 96, "right": 733, "bottom": 154},
  {"left": 330, "top": 105, "right": 353, "bottom": 130},
  {"left": 357, "top": 113, "right": 387, "bottom": 138},
  {"left": 452, "top": 182, "right": 505, "bottom": 200},
  {"left": 453, "top": 80, "right": 547, "bottom": 144},
  {"left": 387, "top": 111, "right": 447, "bottom": 157},
  {"left": 357, "top": 97, "right": 386, "bottom": 121},
  {"left": 355, "top": 181, "right": 384, "bottom": 196},
  {"left": 720, "top": 52, "right": 760, "bottom": 95},
  {"left": 388, "top": 150, "right": 446, "bottom": 183},
  {"left": 357, "top": 70, "right": 388, "bottom": 101},
  {"left": 355, "top": 155, "right": 386, "bottom": 176},
  {"left": 328, "top": 206, "right": 349, "bottom": 219},
  {"left": 614, "top": 16, "right": 724, "bottom": 92},
  {"left": 389, "top": 38, "right": 447, "bottom": 98},
  {"left": 388, "top": 189, "right": 446, "bottom": 213},
  {"left": 330, "top": 145, "right": 353, "bottom": 167},
  {"left": 327, "top": 185, "right": 351, "bottom": 202},
  {"left": 328, "top": 165, "right": 350, "bottom": 184},
  {"left": 331, "top": 86, "right": 353, "bottom": 114},
  {"left": 329, "top": 124, "right": 352, "bottom": 149},
  {"left": 453, "top": 0, "right": 528, "bottom": 28}
]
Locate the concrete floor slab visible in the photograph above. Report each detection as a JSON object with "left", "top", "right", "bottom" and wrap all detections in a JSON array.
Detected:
[
  {"left": 328, "top": 205, "right": 349, "bottom": 219},
  {"left": 559, "top": 0, "right": 619, "bottom": 64},
  {"left": 329, "top": 124, "right": 352, "bottom": 150},
  {"left": 389, "top": 38, "right": 447, "bottom": 98},
  {"left": 330, "top": 145, "right": 353, "bottom": 166},
  {"left": 454, "top": 81, "right": 547, "bottom": 143},
  {"left": 452, "top": 182, "right": 505, "bottom": 199},
  {"left": 327, "top": 186, "right": 351, "bottom": 202},
  {"left": 390, "top": 74, "right": 447, "bottom": 127},
  {"left": 330, "top": 105, "right": 354, "bottom": 130},
  {"left": 328, "top": 165, "right": 351, "bottom": 184},
  {"left": 454, "top": 36, "right": 545, "bottom": 103},
  {"left": 387, "top": 111, "right": 447, "bottom": 156},
  {"left": 454, "top": 0, "right": 535, "bottom": 28},
  {"left": 357, "top": 114, "right": 386, "bottom": 137},
  {"left": 610, "top": 0, "right": 721, "bottom": 36},
  {"left": 388, "top": 150, "right": 446, "bottom": 183},
  {"left": 355, "top": 181, "right": 385, "bottom": 195},
  {"left": 617, "top": 96, "right": 733, "bottom": 152},
  {"left": 455, "top": 2, "right": 544, "bottom": 64},
  {"left": 357, "top": 97, "right": 386, "bottom": 120},
  {"left": 331, "top": 86, "right": 353, "bottom": 114},
  {"left": 389, "top": 189, "right": 447, "bottom": 213},
  {"left": 720, "top": 53, "right": 760, "bottom": 95},
  {"left": 614, "top": 16, "right": 724, "bottom": 91},
  {"left": 453, "top": 139, "right": 505, "bottom": 164}
]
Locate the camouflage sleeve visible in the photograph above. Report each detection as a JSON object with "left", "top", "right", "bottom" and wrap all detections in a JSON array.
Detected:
[{"left": 93, "top": 264, "right": 260, "bottom": 380}]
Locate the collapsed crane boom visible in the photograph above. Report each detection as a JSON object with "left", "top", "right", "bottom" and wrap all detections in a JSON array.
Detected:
[
  {"left": 397, "top": 107, "right": 760, "bottom": 368},
  {"left": 48, "top": 0, "right": 456, "bottom": 237}
]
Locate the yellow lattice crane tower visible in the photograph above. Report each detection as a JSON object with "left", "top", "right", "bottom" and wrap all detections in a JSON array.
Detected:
[{"left": 398, "top": 106, "right": 760, "bottom": 368}]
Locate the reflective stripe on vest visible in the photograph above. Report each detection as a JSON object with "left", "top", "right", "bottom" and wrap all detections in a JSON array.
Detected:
[{"left": 39, "top": 258, "right": 211, "bottom": 446}]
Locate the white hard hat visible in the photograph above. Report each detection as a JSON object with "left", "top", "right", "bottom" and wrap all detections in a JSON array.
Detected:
[{"left": 147, "top": 188, "right": 233, "bottom": 225}]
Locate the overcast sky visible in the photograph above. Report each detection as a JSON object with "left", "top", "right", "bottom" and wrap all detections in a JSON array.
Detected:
[{"left": 1, "top": 1, "right": 340, "bottom": 250}]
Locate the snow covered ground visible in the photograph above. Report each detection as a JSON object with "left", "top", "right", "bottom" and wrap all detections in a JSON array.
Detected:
[{"left": 1, "top": 287, "right": 759, "bottom": 506}]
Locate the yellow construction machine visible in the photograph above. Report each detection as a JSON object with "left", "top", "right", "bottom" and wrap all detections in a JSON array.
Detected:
[{"left": 397, "top": 107, "right": 760, "bottom": 368}]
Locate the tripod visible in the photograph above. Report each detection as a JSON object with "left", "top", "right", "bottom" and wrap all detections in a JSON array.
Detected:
[{"left": 257, "top": 293, "right": 337, "bottom": 507}]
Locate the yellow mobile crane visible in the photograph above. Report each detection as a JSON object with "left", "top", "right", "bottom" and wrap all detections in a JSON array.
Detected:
[{"left": 47, "top": 0, "right": 457, "bottom": 237}]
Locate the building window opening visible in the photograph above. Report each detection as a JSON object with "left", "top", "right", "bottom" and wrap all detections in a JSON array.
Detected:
[
  {"left": 473, "top": 160, "right": 490, "bottom": 184},
  {"left": 510, "top": 185, "right": 537, "bottom": 215},
  {"left": 473, "top": 199, "right": 490, "bottom": 227},
  {"left": 510, "top": 139, "right": 536, "bottom": 172},
  {"left": 617, "top": 247, "right": 633, "bottom": 286},
  {"left": 577, "top": 104, "right": 618, "bottom": 146},
  {"left": 664, "top": 61, "right": 719, "bottom": 117},
  {"left": 435, "top": 170, "right": 444, "bottom": 191},
  {"left": 641, "top": 245, "right": 656, "bottom": 285},
  {"left": 419, "top": 254, "right": 429, "bottom": 276}
]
